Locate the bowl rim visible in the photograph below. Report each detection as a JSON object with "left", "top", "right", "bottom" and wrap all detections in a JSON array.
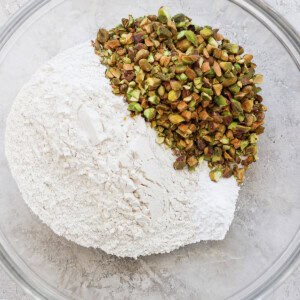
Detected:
[{"left": 0, "top": 0, "right": 299, "bottom": 299}]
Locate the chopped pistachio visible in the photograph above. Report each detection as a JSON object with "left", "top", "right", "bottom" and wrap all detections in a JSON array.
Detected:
[
  {"left": 253, "top": 74, "right": 264, "bottom": 84},
  {"left": 128, "top": 102, "right": 143, "bottom": 112},
  {"left": 169, "top": 114, "right": 185, "bottom": 124},
  {"left": 139, "top": 59, "right": 152, "bottom": 72},
  {"left": 168, "top": 90, "right": 181, "bottom": 101},
  {"left": 208, "top": 37, "right": 218, "bottom": 48},
  {"left": 185, "top": 30, "right": 198, "bottom": 46},
  {"left": 156, "top": 136, "right": 165, "bottom": 144},
  {"left": 94, "top": 7, "right": 266, "bottom": 184},
  {"left": 143, "top": 108, "right": 156, "bottom": 120},
  {"left": 209, "top": 169, "right": 222, "bottom": 182},
  {"left": 127, "top": 89, "right": 140, "bottom": 101},
  {"left": 213, "top": 83, "right": 223, "bottom": 96},
  {"left": 200, "top": 26, "right": 213, "bottom": 38},
  {"left": 215, "top": 95, "right": 228, "bottom": 107},
  {"left": 170, "top": 80, "right": 182, "bottom": 91},
  {"left": 173, "top": 155, "right": 187, "bottom": 170},
  {"left": 219, "top": 62, "right": 233, "bottom": 71},
  {"left": 146, "top": 77, "right": 161, "bottom": 90},
  {"left": 225, "top": 43, "right": 239, "bottom": 54},
  {"left": 157, "top": 85, "right": 165, "bottom": 96},
  {"left": 158, "top": 6, "right": 171, "bottom": 23},
  {"left": 148, "top": 95, "right": 160, "bottom": 105}
]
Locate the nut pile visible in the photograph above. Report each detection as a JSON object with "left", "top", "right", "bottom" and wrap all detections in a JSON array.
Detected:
[{"left": 93, "top": 7, "right": 266, "bottom": 184}]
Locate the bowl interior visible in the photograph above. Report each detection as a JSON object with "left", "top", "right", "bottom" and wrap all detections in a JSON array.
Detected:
[{"left": 0, "top": 0, "right": 299, "bottom": 299}]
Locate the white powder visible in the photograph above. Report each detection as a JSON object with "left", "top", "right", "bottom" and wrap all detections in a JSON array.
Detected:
[{"left": 5, "top": 43, "right": 239, "bottom": 258}]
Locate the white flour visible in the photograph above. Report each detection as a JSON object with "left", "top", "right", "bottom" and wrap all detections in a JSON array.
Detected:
[{"left": 5, "top": 43, "right": 239, "bottom": 258}]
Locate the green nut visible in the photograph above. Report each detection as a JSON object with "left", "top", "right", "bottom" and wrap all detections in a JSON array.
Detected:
[
  {"left": 143, "top": 108, "right": 156, "bottom": 120},
  {"left": 200, "top": 26, "right": 213, "bottom": 38},
  {"left": 127, "top": 88, "right": 141, "bottom": 101},
  {"left": 169, "top": 114, "right": 185, "bottom": 124},
  {"left": 208, "top": 37, "right": 218, "bottom": 48},
  {"left": 200, "top": 87, "right": 213, "bottom": 95},
  {"left": 168, "top": 90, "right": 181, "bottom": 101},
  {"left": 209, "top": 168, "right": 222, "bottom": 182},
  {"left": 225, "top": 43, "right": 239, "bottom": 54},
  {"left": 173, "top": 13, "right": 186, "bottom": 23},
  {"left": 158, "top": 85, "right": 165, "bottom": 96},
  {"left": 253, "top": 74, "right": 264, "bottom": 84},
  {"left": 219, "top": 62, "right": 233, "bottom": 71},
  {"left": 148, "top": 95, "right": 160, "bottom": 105},
  {"left": 228, "top": 83, "right": 240, "bottom": 94},
  {"left": 185, "top": 30, "right": 198, "bottom": 46},
  {"left": 158, "top": 6, "right": 171, "bottom": 23},
  {"left": 146, "top": 77, "right": 162, "bottom": 90},
  {"left": 250, "top": 133, "right": 259, "bottom": 144},
  {"left": 201, "top": 92, "right": 212, "bottom": 101},
  {"left": 214, "top": 95, "right": 228, "bottom": 107},
  {"left": 240, "top": 140, "right": 249, "bottom": 151},
  {"left": 193, "top": 77, "right": 203, "bottom": 89},
  {"left": 128, "top": 102, "right": 143, "bottom": 112}
]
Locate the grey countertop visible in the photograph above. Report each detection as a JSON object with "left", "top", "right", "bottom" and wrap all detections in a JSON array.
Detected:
[{"left": 0, "top": 0, "right": 299, "bottom": 299}]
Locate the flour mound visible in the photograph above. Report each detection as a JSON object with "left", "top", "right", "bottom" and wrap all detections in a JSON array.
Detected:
[{"left": 5, "top": 43, "right": 239, "bottom": 258}]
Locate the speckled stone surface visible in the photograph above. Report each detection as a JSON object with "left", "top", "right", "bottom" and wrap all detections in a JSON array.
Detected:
[{"left": 0, "top": 0, "right": 299, "bottom": 299}]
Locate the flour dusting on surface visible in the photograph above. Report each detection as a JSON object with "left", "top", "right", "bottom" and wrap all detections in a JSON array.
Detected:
[{"left": 5, "top": 43, "right": 239, "bottom": 258}]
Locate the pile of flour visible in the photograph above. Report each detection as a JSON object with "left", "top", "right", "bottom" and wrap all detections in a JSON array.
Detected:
[{"left": 5, "top": 43, "right": 239, "bottom": 258}]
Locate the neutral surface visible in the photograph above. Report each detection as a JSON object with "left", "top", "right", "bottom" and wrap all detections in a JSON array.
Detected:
[{"left": 0, "top": 0, "right": 299, "bottom": 299}]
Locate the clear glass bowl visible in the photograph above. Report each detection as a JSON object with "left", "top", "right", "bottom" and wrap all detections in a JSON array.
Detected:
[{"left": 0, "top": 0, "right": 299, "bottom": 299}]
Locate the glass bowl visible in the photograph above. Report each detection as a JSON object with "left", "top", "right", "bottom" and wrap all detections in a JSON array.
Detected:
[{"left": 0, "top": 0, "right": 299, "bottom": 299}]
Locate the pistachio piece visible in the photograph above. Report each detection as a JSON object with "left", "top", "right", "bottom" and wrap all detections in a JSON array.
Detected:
[
  {"left": 185, "top": 30, "right": 198, "bottom": 46},
  {"left": 135, "top": 49, "right": 149, "bottom": 62},
  {"left": 209, "top": 168, "right": 222, "bottom": 182},
  {"left": 158, "top": 6, "right": 171, "bottom": 23},
  {"left": 194, "top": 77, "right": 203, "bottom": 89},
  {"left": 157, "top": 25, "right": 173, "bottom": 39},
  {"left": 201, "top": 61, "right": 210, "bottom": 73},
  {"left": 97, "top": 28, "right": 109, "bottom": 44},
  {"left": 127, "top": 88, "right": 140, "bottom": 101},
  {"left": 253, "top": 74, "right": 264, "bottom": 84},
  {"left": 105, "top": 39, "right": 120, "bottom": 49},
  {"left": 156, "top": 136, "right": 165, "bottom": 144},
  {"left": 170, "top": 80, "right": 182, "bottom": 91},
  {"left": 169, "top": 114, "right": 185, "bottom": 124},
  {"left": 212, "top": 83, "right": 223, "bottom": 96},
  {"left": 128, "top": 102, "right": 143, "bottom": 112},
  {"left": 181, "top": 55, "right": 199, "bottom": 65},
  {"left": 224, "top": 43, "right": 239, "bottom": 54},
  {"left": 148, "top": 95, "right": 160, "bottom": 105},
  {"left": 208, "top": 37, "right": 218, "bottom": 48},
  {"left": 215, "top": 95, "right": 228, "bottom": 107},
  {"left": 143, "top": 108, "right": 156, "bottom": 120},
  {"left": 176, "top": 39, "right": 191, "bottom": 51},
  {"left": 175, "top": 102, "right": 187, "bottom": 112},
  {"left": 175, "top": 64, "right": 187, "bottom": 74},
  {"left": 173, "top": 13, "right": 186, "bottom": 23},
  {"left": 200, "top": 26, "right": 213, "bottom": 39},
  {"left": 187, "top": 156, "right": 198, "bottom": 167},
  {"left": 185, "top": 67, "right": 197, "bottom": 80},
  {"left": 213, "top": 61, "right": 222, "bottom": 77},
  {"left": 146, "top": 77, "right": 161, "bottom": 90},
  {"left": 168, "top": 90, "right": 181, "bottom": 101},
  {"left": 222, "top": 76, "right": 237, "bottom": 87},
  {"left": 157, "top": 85, "right": 165, "bottom": 96},
  {"left": 219, "top": 62, "right": 233, "bottom": 71},
  {"left": 228, "top": 83, "right": 240, "bottom": 94},
  {"left": 173, "top": 155, "right": 187, "bottom": 170},
  {"left": 139, "top": 58, "right": 152, "bottom": 72},
  {"left": 241, "top": 99, "right": 253, "bottom": 113}
]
